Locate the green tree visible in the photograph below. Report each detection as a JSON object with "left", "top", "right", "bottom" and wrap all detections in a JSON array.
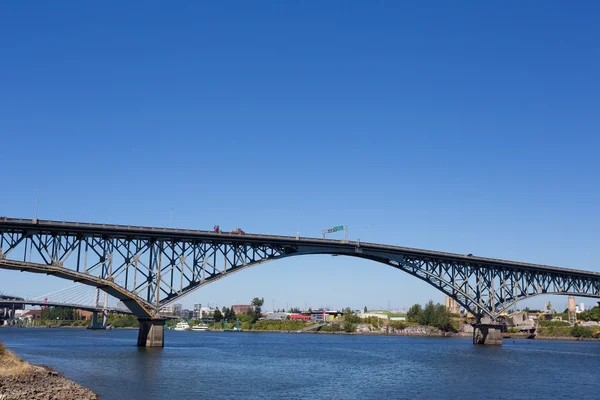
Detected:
[
  {"left": 224, "top": 307, "right": 236, "bottom": 321},
  {"left": 40, "top": 307, "right": 75, "bottom": 321},
  {"left": 107, "top": 314, "right": 139, "bottom": 328},
  {"left": 407, "top": 304, "right": 423, "bottom": 323},
  {"left": 405, "top": 301, "right": 455, "bottom": 332},
  {"left": 433, "top": 303, "right": 454, "bottom": 331},
  {"left": 571, "top": 324, "right": 587, "bottom": 338},
  {"left": 420, "top": 301, "right": 436, "bottom": 325},
  {"left": 364, "top": 306, "right": 368, "bottom": 313},
  {"left": 342, "top": 308, "right": 358, "bottom": 332},
  {"left": 250, "top": 297, "right": 264, "bottom": 322},
  {"left": 213, "top": 309, "right": 223, "bottom": 322},
  {"left": 578, "top": 306, "right": 600, "bottom": 322}
]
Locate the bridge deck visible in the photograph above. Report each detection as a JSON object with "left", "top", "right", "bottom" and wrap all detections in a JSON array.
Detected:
[{"left": 1, "top": 217, "right": 597, "bottom": 278}]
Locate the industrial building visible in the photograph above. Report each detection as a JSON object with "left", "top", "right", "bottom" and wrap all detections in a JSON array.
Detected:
[
  {"left": 232, "top": 305, "right": 253, "bottom": 314},
  {"left": 445, "top": 296, "right": 461, "bottom": 314}
]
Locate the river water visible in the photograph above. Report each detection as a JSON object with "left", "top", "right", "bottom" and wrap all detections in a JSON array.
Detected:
[{"left": 1, "top": 328, "right": 599, "bottom": 399}]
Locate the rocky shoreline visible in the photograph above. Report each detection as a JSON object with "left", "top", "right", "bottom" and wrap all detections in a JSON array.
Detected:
[{"left": 0, "top": 344, "right": 97, "bottom": 400}]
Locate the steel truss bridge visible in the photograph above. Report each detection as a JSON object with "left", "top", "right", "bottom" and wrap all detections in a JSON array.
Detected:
[{"left": 1, "top": 217, "right": 599, "bottom": 345}]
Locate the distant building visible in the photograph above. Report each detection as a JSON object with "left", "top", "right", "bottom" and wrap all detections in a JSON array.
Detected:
[
  {"left": 359, "top": 313, "right": 388, "bottom": 320},
  {"left": 20, "top": 310, "right": 42, "bottom": 321},
  {"left": 75, "top": 309, "right": 94, "bottom": 321},
  {"left": 581, "top": 321, "right": 600, "bottom": 327},
  {"left": 159, "top": 305, "right": 174, "bottom": 315},
  {"left": 290, "top": 314, "right": 310, "bottom": 321},
  {"left": 196, "top": 307, "right": 214, "bottom": 319},
  {"left": 194, "top": 304, "right": 203, "bottom": 319},
  {"left": 505, "top": 311, "right": 536, "bottom": 332},
  {"left": 445, "top": 296, "right": 460, "bottom": 314},
  {"left": 310, "top": 309, "right": 341, "bottom": 322},
  {"left": 232, "top": 305, "right": 253, "bottom": 314},
  {"left": 173, "top": 304, "right": 183, "bottom": 316},
  {"left": 267, "top": 312, "right": 289, "bottom": 320}
]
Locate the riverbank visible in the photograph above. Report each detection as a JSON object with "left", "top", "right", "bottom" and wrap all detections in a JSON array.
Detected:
[
  {"left": 535, "top": 335, "right": 600, "bottom": 342},
  {"left": 0, "top": 343, "right": 97, "bottom": 400}
]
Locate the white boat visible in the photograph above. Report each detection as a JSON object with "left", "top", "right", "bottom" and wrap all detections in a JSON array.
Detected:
[
  {"left": 192, "top": 324, "right": 209, "bottom": 331},
  {"left": 174, "top": 321, "right": 190, "bottom": 331}
]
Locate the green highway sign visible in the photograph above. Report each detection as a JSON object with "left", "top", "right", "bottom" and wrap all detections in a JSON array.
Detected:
[{"left": 322, "top": 225, "right": 347, "bottom": 235}]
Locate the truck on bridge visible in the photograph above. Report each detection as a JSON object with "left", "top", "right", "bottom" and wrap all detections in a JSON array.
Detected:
[{"left": 213, "top": 225, "right": 245, "bottom": 235}]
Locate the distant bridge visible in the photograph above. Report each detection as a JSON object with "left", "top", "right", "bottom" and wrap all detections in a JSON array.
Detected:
[
  {"left": 0, "top": 299, "right": 130, "bottom": 314},
  {"left": 1, "top": 217, "right": 599, "bottom": 346},
  {"left": 0, "top": 284, "right": 132, "bottom": 328}
]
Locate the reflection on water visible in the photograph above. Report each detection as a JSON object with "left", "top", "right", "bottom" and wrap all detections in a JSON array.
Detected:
[{"left": 1, "top": 328, "right": 599, "bottom": 399}]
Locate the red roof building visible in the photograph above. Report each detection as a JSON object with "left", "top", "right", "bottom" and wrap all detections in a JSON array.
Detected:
[
  {"left": 290, "top": 314, "right": 310, "bottom": 320},
  {"left": 232, "top": 305, "right": 253, "bottom": 314},
  {"left": 20, "top": 310, "right": 42, "bottom": 320}
]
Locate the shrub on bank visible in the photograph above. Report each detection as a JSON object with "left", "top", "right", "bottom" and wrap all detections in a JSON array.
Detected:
[
  {"left": 571, "top": 324, "right": 598, "bottom": 338},
  {"left": 0, "top": 342, "right": 4, "bottom": 356},
  {"left": 537, "top": 326, "right": 572, "bottom": 337},
  {"left": 107, "top": 314, "right": 139, "bottom": 328},
  {"left": 249, "top": 320, "right": 309, "bottom": 331},
  {"left": 539, "top": 320, "right": 571, "bottom": 328},
  {"left": 388, "top": 321, "right": 408, "bottom": 330}
]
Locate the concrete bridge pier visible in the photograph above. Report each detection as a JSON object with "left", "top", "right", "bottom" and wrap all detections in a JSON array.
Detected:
[
  {"left": 137, "top": 319, "right": 165, "bottom": 347},
  {"left": 472, "top": 317, "right": 503, "bottom": 346},
  {"left": 88, "top": 311, "right": 107, "bottom": 330}
]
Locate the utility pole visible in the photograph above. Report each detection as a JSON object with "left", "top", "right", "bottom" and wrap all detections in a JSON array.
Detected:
[
  {"left": 34, "top": 189, "right": 40, "bottom": 223},
  {"left": 28, "top": 190, "right": 37, "bottom": 261},
  {"left": 169, "top": 206, "right": 175, "bottom": 228},
  {"left": 35, "top": 189, "right": 40, "bottom": 219}
]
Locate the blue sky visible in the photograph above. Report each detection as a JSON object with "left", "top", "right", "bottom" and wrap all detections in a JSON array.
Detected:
[{"left": 1, "top": 2, "right": 599, "bottom": 312}]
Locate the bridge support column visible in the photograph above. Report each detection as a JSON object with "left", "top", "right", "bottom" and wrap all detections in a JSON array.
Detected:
[
  {"left": 137, "top": 319, "right": 165, "bottom": 348},
  {"left": 88, "top": 311, "right": 106, "bottom": 330},
  {"left": 472, "top": 317, "right": 503, "bottom": 346}
]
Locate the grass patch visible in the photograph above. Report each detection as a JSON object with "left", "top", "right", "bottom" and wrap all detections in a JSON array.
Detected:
[{"left": 0, "top": 343, "right": 31, "bottom": 377}]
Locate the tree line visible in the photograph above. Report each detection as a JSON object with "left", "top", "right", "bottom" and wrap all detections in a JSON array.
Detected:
[
  {"left": 406, "top": 301, "right": 455, "bottom": 331},
  {"left": 40, "top": 307, "right": 81, "bottom": 321},
  {"left": 211, "top": 297, "right": 265, "bottom": 323}
]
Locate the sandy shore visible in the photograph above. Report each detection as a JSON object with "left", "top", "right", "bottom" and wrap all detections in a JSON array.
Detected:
[{"left": 0, "top": 344, "right": 97, "bottom": 400}]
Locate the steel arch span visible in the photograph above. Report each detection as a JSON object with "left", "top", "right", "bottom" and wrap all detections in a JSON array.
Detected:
[{"left": 1, "top": 217, "right": 600, "bottom": 321}]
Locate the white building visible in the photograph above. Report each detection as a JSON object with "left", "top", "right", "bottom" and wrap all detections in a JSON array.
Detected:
[
  {"left": 266, "top": 312, "right": 290, "bottom": 320},
  {"left": 359, "top": 313, "right": 388, "bottom": 320}
]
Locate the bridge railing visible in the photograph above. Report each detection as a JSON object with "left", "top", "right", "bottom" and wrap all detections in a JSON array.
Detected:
[{"left": 1, "top": 217, "right": 599, "bottom": 277}]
